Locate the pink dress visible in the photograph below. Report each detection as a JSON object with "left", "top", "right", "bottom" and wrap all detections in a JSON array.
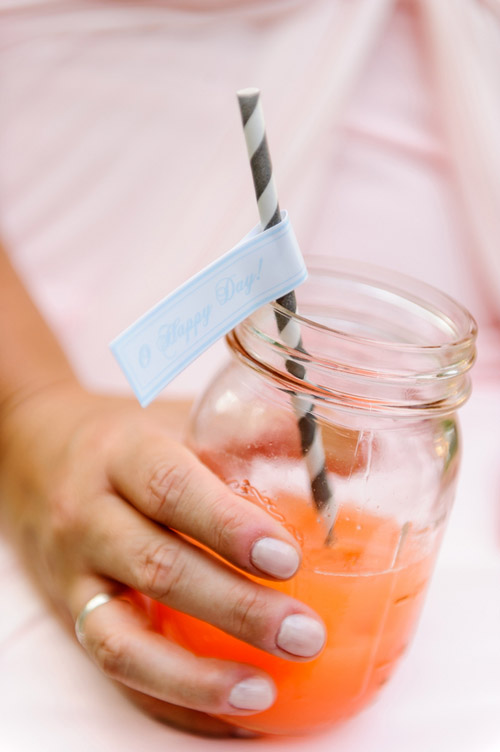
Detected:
[{"left": 0, "top": 2, "right": 499, "bottom": 750}]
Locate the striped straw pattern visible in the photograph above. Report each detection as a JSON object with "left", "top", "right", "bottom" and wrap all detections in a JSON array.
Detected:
[{"left": 237, "top": 88, "right": 336, "bottom": 529}]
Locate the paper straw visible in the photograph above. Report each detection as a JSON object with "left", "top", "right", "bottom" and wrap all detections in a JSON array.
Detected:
[{"left": 237, "top": 87, "right": 337, "bottom": 531}]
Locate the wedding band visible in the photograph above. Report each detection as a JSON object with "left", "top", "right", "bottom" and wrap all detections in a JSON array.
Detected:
[{"left": 75, "top": 593, "right": 114, "bottom": 646}]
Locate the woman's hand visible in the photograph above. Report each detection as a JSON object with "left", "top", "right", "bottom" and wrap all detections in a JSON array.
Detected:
[{"left": 0, "top": 382, "right": 325, "bottom": 737}]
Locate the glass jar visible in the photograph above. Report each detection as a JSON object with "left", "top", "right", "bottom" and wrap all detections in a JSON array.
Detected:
[{"left": 154, "top": 258, "right": 476, "bottom": 735}]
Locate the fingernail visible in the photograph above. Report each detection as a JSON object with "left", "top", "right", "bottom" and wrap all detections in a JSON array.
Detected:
[
  {"left": 250, "top": 538, "right": 300, "bottom": 579},
  {"left": 231, "top": 727, "right": 262, "bottom": 738},
  {"left": 228, "top": 677, "right": 276, "bottom": 711},
  {"left": 276, "top": 614, "right": 326, "bottom": 657}
]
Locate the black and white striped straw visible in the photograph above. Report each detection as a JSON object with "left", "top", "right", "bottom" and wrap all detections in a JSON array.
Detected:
[{"left": 237, "top": 87, "right": 337, "bottom": 532}]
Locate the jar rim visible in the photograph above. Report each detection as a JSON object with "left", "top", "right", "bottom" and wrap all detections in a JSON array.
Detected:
[
  {"left": 273, "top": 257, "right": 477, "bottom": 354},
  {"left": 229, "top": 258, "right": 477, "bottom": 416}
]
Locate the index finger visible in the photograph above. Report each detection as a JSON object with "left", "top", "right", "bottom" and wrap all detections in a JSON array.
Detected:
[{"left": 107, "top": 427, "right": 302, "bottom": 581}]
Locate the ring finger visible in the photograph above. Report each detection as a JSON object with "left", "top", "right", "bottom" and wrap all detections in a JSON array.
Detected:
[{"left": 73, "top": 584, "right": 277, "bottom": 718}]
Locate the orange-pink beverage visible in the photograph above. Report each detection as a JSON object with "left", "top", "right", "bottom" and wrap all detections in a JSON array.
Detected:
[{"left": 152, "top": 490, "right": 439, "bottom": 735}]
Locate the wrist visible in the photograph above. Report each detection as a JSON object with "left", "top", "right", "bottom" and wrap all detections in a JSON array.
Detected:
[{"left": 0, "top": 374, "right": 86, "bottom": 446}]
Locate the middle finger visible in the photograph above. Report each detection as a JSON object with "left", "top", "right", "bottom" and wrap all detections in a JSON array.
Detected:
[{"left": 86, "top": 494, "right": 326, "bottom": 661}]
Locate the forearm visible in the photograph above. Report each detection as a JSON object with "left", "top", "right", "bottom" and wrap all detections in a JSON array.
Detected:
[{"left": 0, "top": 243, "right": 78, "bottom": 421}]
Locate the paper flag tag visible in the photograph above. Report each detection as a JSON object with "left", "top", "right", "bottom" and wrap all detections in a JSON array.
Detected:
[{"left": 110, "top": 211, "right": 307, "bottom": 406}]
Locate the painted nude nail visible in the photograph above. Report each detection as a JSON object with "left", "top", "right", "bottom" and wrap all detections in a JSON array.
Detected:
[
  {"left": 228, "top": 677, "right": 276, "bottom": 711},
  {"left": 231, "top": 728, "right": 262, "bottom": 738},
  {"left": 250, "top": 537, "right": 300, "bottom": 579},
  {"left": 276, "top": 614, "right": 326, "bottom": 657}
]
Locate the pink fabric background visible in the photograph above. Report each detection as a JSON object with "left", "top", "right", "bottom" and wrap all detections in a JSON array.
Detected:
[
  {"left": 1, "top": 0, "right": 499, "bottom": 394},
  {"left": 0, "top": 1, "right": 499, "bottom": 749}
]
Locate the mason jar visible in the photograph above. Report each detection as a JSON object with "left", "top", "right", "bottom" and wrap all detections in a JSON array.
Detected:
[{"left": 153, "top": 258, "right": 477, "bottom": 735}]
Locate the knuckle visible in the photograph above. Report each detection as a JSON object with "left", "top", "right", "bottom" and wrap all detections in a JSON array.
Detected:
[
  {"left": 208, "top": 497, "right": 247, "bottom": 553},
  {"left": 227, "top": 584, "right": 269, "bottom": 641},
  {"left": 79, "top": 419, "right": 114, "bottom": 458},
  {"left": 138, "top": 539, "right": 186, "bottom": 602},
  {"left": 146, "top": 458, "right": 195, "bottom": 520},
  {"left": 192, "top": 663, "right": 229, "bottom": 709},
  {"left": 94, "top": 631, "right": 131, "bottom": 680},
  {"left": 48, "top": 486, "right": 83, "bottom": 544}
]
